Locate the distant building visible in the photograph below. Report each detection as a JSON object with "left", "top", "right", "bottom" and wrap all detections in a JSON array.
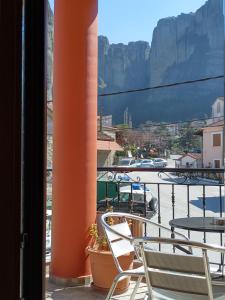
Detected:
[
  {"left": 201, "top": 120, "right": 224, "bottom": 168},
  {"left": 97, "top": 115, "right": 113, "bottom": 128},
  {"left": 97, "top": 117, "right": 123, "bottom": 167},
  {"left": 48, "top": 110, "right": 122, "bottom": 168},
  {"left": 166, "top": 123, "right": 180, "bottom": 136},
  {"left": 175, "top": 153, "right": 202, "bottom": 168},
  {"left": 212, "top": 97, "right": 224, "bottom": 121},
  {"left": 207, "top": 97, "right": 224, "bottom": 125},
  {"left": 123, "top": 107, "right": 132, "bottom": 128},
  {"left": 97, "top": 131, "right": 123, "bottom": 167},
  {"left": 189, "top": 120, "right": 205, "bottom": 128},
  {"left": 124, "top": 107, "right": 129, "bottom": 126}
]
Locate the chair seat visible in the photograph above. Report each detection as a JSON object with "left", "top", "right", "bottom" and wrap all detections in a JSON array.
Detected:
[
  {"left": 124, "top": 265, "right": 144, "bottom": 276},
  {"left": 117, "top": 266, "right": 144, "bottom": 282},
  {"left": 151, "top": 285, "right": 225, "bottom": 300}
]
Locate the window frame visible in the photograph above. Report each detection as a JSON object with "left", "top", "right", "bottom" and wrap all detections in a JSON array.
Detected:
[
  {"left": 214, "top": 159, "right": 221, "bottom": 168},
  {"left": 212, "top": 132, "right": 222, "bottom": 147}
]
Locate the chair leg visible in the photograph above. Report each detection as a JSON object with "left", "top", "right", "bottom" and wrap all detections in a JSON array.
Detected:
[
  {"left": 130, "top": 276, "right": 143, "bottom": 300},
  {"left": 143, "top": 293, "right": 151, "bottom": 300},
  {"left": 221, "top": 252, "right": 224, "bottom": 276},
  {"left": 105, "top": 273, "right": 125, "bottom": 300}
]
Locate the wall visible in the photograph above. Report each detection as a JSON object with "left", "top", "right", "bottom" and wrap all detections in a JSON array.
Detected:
[
  {"left": 203, "top": 126, "right": 223, "bottom": 167},
  {"left": 97, "top": 150, "right": 115, "bottom": 167},
  {"left": 212, "top": 98, "right": 224, "bottom": 120},
  {"left": 180, "top": 156, "right": 197, "bottom": 168}
]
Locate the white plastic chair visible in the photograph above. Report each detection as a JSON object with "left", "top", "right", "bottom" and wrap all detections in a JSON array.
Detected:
[
  {"left": 135, "top": 236, "right": 225, "bottom": 300},
  {"left": 101, "top": 212, "right": 189, "bottom": 300}
]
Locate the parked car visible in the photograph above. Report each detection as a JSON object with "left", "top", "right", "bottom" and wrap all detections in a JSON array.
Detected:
[
  {"left": 138, "top": 159, "right": 155, "bottom": 168},
  {"left": 97, "top": 183, "right": 158, "bottom": 218},
  {"left": 153, "top": 158, "right": 167, "bottom": 168},
  {"left": 116, "top": 158, "right": 137, "bottom": 167}
]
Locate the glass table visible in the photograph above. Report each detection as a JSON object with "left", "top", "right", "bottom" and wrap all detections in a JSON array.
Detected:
[
  {"left": 169, "top": 217, "right": 225, "bottom": 284},
  {"left": 169, "top": 217, "right": 225, "bottom": 233}
]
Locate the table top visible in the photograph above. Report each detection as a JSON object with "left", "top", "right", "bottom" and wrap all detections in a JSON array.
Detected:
[{"left": 169, "top": 217, "right": 225, "bottom": 233}]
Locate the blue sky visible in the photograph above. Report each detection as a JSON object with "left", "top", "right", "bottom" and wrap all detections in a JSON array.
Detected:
[{"left": 49, "top": 0, "right": 206, "bottom": 44}]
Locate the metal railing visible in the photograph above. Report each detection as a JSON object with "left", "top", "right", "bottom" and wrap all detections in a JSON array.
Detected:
[
  {"left": 97, "top": 167, "right": 224, "bottom": 268},
  {"left": 46, "top": 167, "right": 224, "bottom": 266}
]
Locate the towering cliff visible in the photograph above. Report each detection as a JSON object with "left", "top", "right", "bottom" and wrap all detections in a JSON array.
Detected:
[
  {"left": 98, "top": 36, "right": 151, "bottom": 123},
  {"left": 150, "top": 0, "right": 223, "bottom": 86},
  {"left": 98, "top": 0, "right": 224, "bottom": 125}
]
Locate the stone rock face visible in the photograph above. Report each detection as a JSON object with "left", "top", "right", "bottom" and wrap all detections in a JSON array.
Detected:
[
  {"left": 98, "top": 36, "right": 150, "bottom": 92},
  {"left": 149, "top": 0, "right": 224, "bottom": 85},
  {"left": 98, "top": 36, "right": 150, "bottom": 124},
  {"left": 47, "top": 2, "right": 54, "bottom": 101},
  {"left": 98, "top": 0, "right": 224, "bottom": 125}
]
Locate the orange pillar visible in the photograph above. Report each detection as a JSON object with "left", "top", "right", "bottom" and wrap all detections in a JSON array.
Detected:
[{"left": 50, "top": 0, "right": 98, "bottom": 283}]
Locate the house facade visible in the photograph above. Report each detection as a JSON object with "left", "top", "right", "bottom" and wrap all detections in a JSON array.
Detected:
[
  {"left": 97, "top": 129, "right": 123, "bottom": 167},
  {"left": 175, "top": 153, "right": 202, "bottom": 168},
  {"left": 202, "top": 120, "right": 224, "bottom": 168}
]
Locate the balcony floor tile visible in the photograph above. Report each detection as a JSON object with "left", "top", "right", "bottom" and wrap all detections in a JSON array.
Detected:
[
  {"left": 46, "top": 279, "right": 225, "bottom": 300},
  {"left": 46, "top": 280, "right": 148, "bottom": 300}
]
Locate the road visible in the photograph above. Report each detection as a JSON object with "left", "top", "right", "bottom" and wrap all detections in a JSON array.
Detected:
[{"left": 126, "top": 168, "right": 224, "bottom": 265}]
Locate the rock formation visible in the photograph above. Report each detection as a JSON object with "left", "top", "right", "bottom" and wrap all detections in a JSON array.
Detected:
[
  {"left": 98, "top": 0, "right": 224, "bottom": 125},
  {"left": 47, "top": 0, "right": 224, "bottom": 125}
]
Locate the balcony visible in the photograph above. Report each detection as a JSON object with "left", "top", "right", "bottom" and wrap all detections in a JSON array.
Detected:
[{"left": 46, "top": 167, "right": 225, "bottom": 299}]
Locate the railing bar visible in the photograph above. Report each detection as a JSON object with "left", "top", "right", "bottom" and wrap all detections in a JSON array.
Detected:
[
  {"left": 96, "top": 179, "right": 223, "bottom": 187},
  {"left": 219, "top": 185, "right": 223, "bottom": 218},
  {"left": 97, "top": 167, "right": 224, "bottom": 174},
  {"left": 106, "top": 181, "right": 108, "bottom": 198},
  {"left": 172, "top": 184, "right": 175, "bottom": 220},
  {"left": 220, "top": 233, "right": 223, "bottom": 269},
  {"left": 130, "top": 182, "right": 133, "bottom": 214},
  {"left": 202, "top": 185, "right": 206, "bottom": 243},
  {"left": 157, "top": 183, "right": 161, "bottom": 251},
  {"left": 118, "top": 182, "right": 120, "bottom": 211},
  {"left": 144, "top": 183, "right": 147, "bottom": 236},
  {"left": 171, "top": 184, "right": 175, "bottom": 253},
  {"left": 187, "top": 185, "right": 190, "bottom": 239},
  {"left": 219, "top": 185, "right": 223, "bottom": 268}
]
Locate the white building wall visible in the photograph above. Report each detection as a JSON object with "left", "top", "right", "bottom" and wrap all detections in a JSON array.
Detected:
[
  {"left": 97, "top": 150, "right": 115, "bottom": 167},
  {"left": 180, "top": 156, "right": 197, "bottom": 168},
  {"left": 203, "top": 128, "right": 223, "bottom": 168},
  {"left": 212, "top": 98, "right": 224, "bottom": 121}
]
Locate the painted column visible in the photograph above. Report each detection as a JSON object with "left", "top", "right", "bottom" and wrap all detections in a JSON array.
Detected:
[{"left": 50, "top": 0, "right": 97, "bottom": 283}]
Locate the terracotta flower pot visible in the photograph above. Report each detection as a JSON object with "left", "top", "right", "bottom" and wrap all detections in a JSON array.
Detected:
[{"left": 87, "top": 247, "right": 134, "bottom": 294}]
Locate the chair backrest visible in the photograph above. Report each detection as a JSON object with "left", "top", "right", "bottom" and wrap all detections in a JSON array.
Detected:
[
  {"left": 138, "top": 238, "right": 214, "bottom": 299},
  {"left": 101, "top": 214, "right": 135, "bottom": 273}
]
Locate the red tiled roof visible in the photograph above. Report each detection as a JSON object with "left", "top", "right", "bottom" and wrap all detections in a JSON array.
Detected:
[
  {"left": 206, "top": 120, "right": 224, "bottom": 127},
  {"left": 179, "top": 153, "right": 202, "bottom": 160},
  {"left": 97, "top": 131, "right": 114, "bottom": 141},
  {"left": 97, "top": 140, "right": 123, "bottom": 151}
]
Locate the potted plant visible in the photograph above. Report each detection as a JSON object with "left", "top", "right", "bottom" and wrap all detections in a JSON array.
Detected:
[{"left": 87, "top": 210, "right": 134, "bottom": 294}]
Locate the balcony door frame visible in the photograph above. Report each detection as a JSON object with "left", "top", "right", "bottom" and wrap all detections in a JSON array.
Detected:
[
  {"left": 0, "top": 0, "right": 46, "bottom": 299},
  {"left": 22, "top": 1, "right": 46, "bottom": 299},
  {"left": 0, "top": 1, "right": 22, "bottom": 298}
]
